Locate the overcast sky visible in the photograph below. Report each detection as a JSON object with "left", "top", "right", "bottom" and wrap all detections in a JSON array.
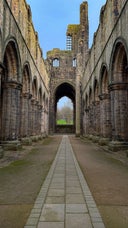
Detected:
[{"left": 26, "top": 0, "right": 106, "bottom": 59}]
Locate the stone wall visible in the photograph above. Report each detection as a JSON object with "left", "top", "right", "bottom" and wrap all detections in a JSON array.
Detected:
[
  {"left": 82, "top": 0, "right": 128, "bottom": 150},
  {"left": 47, "top": 2, "right": 89, "bottom": 135},
  {"left": 0, "top": 0, "right": 49, "bottom": 144}
]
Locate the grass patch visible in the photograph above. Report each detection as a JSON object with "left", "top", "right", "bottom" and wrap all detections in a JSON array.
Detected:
[
  {"left": 42, "top": 137, "right": 53, "bottom": 145},
  {"left": 57, "top": 119, "right": 67, "bottom": 125},
  {"left": 10, "top": 159, "right": 30, "bottom": 167}
]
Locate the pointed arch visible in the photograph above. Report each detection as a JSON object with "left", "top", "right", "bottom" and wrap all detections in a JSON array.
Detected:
[
  {"left": 32, "top": 76, "right": 38, "bottom": 99},
  {"left": 94, "top": 79, "right": 99, "bottom": 102},
  {"left": 110, "top": 38, "right": 128, "bottom": 83},
  {"left": 3, "top": 38, "right": 21, "bottom": 82},
  {"left": 22, "top": 63, "right": 31, "bottom": 94},
  {"left": 38, "top": 86, "right": 43, "bottom": 105},
  {"left": 100, "top": 64, "right": 109, "bottom": 94}
]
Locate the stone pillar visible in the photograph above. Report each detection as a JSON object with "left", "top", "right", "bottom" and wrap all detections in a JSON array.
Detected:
[
  {"left": 38, "top": 104, "right": 44, "bottom": 135},
  {"left": 88, "top": 105, "right": 93, "bottom": 135},
  {"left": 28, "top": 94, "right": 32, "bottom": 136},
  {"left": 40, "top": 106, "right": 44, "bottom": 134},
  {"left": 109, "top": 82, "right": 128, "bottom": 142},
  {"left": 99, "top": 93, "right": 111, "bottom": 138},
  {"left": 35, "top": 101, "right": 39, "bottom": 135},
  {"left": 76, "top": 76, "right": 81, "bottom": 136},
  {"left": 20, "top": 93, "right": 30, "bottom": 137},
  {"left": 76, "top": 53, "right": 82, "bottom": 136},
  {"left": 94, "top": 101, "right": 100, "bottom": 136},
  {"left": 84, "top": 108, "right": 89, "bottom": 135},
  {"left": 31, "top": 98, "right": 35, "bottom": 136},
  {"left": 0, "top": 65, "right": 4, "bottom": 139},
  {"left": 1, "top": 81, "right": 22, "bottom": 141}
]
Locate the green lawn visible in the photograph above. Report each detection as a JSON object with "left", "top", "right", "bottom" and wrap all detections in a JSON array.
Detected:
[
  {"left": 57, "top": 119, "right": 67, "bottom": 125},
  {"left": 57, "top": 119, "right": 73, "bottom": 125}
]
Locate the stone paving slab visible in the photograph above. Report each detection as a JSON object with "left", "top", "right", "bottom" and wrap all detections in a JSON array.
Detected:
[
  {"left": 37, "top": 222, "right": 64, "bottom": 228},
  {"left": 24, "top": 135, "right": 105, "bottom": 228}
]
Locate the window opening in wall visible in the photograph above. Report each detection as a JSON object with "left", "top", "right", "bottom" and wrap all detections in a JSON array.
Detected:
[
  {"left": 53, "top": 58, "right": 59, "bottom": 67},
  {"left": 56, "top": 96, "right": 73, "bottom": 125},
  {"left": 66, "top": 35, "right": 72, "bottom": 51},
  {"left": 73, "top": 58, "right": 77, "bottom": 67}
]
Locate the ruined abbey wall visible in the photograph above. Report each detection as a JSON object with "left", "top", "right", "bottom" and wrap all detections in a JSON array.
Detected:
[
  {"left": 0, "top": 0, "right": 128, "bottom": 151},
  {"left": 0, "top": 0, "right": 49, "bottom": 145},
  {"left": 82, "top": 0, "right": 128, "bottom": 150}
]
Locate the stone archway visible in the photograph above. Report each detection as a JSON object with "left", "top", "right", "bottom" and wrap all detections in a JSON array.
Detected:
[
  {"left": 49, "top": 82, "right": 76, "bottom": 134},
  {"left": 99, "top": 65, "right": 111, "bottom": 138},
  {"left": 109, "top": 40, "right": 128, "bottom": 142},
  {"left": 1, "top": 40, "right": 21, "bottom": 141}
]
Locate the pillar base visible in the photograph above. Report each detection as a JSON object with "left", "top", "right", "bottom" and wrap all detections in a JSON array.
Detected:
[
  {"left": 0, "top": 140, "right": 22, "bottom": 151},
  {"left": 21, "top": 137, "right": 32, "bottom": 146},
  {"left": 91, "top": 136, "right": 100, "bottom": 143},
  {"left": 108, "top": 141, "right": 128, "bottom": 152},
  {"left": 0, "top": 146, "right": 4, "bottom": 159},
  {"left": 75, "top": 133, "right": 80, "bottom": 137},
  {"left": 98, "top": 137, "right": 110, "bottom": 146}
]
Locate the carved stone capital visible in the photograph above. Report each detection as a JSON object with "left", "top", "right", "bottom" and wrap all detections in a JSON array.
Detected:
[
  {"left": 2, "top": 80, "right": 22, "bottom": 90},
  {"left": 99, "top": 93, "right": 110, "bottom": 100},
  {"left": 109, "top": 82, "right": 128, "bottom": 91}
]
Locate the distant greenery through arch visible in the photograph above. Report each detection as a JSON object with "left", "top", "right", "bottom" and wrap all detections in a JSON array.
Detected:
[{"left": 56, "top": 96, "right": 73, "bottom": 125}]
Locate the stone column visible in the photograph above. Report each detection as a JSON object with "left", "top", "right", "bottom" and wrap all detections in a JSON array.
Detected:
[
  {"left": 88, "top": 105, "right": 93, "bottom": 135},
  {"left": 94, "top": 101, "right": 100, "bottom": 136},
  {"left": 76, "top": 78, "right": 81, "bottom": 136},
  {"left": 28, "top": 94, "right": 32, "bottom": 136},
  {"left": 99, "top": 93, "right": 111, "bottom": 138},
  {"left": 37, "top": 104, "right": 42, "bottom": 135},
  {"left": 109, "top": 83, "right": 128, "bottom": 142},
  {"left": 109, "top": 82, "right": 128, "bottom": 142},
  {"left": 109, "top": 82, "right": 128, "bottom": 151},
  {"left": 1, "top": 81, "right": 22, "bottom": 141},
  {"left": 31, "top": 98, "right": 35, "bottom": 136},
  {"left": 40, "top": 106, "right": 44, "bottom": 134},
  {"left": 84, "top": 108, "right": 89, "bottom": 135},
  {"left": 0, "top": 65, "right": 4, "bottom": 139},
  {"left": 20, "top": 93, "right": 30, "bottom": 137},
  {"left": 35, "top": 101, "right": 39, "bottom": 135}
]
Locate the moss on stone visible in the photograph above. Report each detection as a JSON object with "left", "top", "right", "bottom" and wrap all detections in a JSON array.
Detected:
[{"left": 66, "top": 24, "right": 80, "bottom": 36}]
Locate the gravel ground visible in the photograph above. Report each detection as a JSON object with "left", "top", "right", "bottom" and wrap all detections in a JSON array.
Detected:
[{"left": 70, "top": 136, "right": 128, "bottom": 228}]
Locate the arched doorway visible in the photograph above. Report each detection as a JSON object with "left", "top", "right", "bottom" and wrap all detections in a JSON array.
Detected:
[{"left": 49, "top": 82, "right": 75, "bottom": 134}]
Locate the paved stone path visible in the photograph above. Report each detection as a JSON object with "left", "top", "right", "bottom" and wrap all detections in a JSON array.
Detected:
[{"left": 24, "top": 135, "right": 105, "bottom": 228}]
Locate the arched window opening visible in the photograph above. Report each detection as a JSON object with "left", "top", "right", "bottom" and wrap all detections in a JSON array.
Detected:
[
  {"left": 73, "top": 58, "right": 77, "bottom": 67},
  {"left": 56, "top": 96, "right": 73, "bottom": 125},
  {"left": 66, "top": 35, "right": 72, "bottom": 50},
  {"left": 101, "top": 67, "right": 108, "bottom": 94},
  {"left": 94, "top": 80, "right": 99, "bottom": 102},
  {"left": 53, "top": 58, "right": 59, "bottom": 67},
  {"left": 32, "top": 78, "right": 37, "bottom": 99}
]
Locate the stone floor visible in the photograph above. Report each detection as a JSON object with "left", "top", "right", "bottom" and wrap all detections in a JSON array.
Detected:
[{"left": 24, "top": 135, "right": 105, "bottom": 228}]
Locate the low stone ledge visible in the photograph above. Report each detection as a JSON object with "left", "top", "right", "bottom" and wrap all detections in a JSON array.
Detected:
[
  {"left": 30, "top": 134, "right": 47, "bottom": 142},
  {"left": 91, "top": 136, "right": 100, "bottom": 143},
  {"left": 0, "top": 140, "right": 22, "bottom": 151},
  {"left": 98, "top": 137, "right": 110, "bottom": 146},
  {"left": 108, "top": 141, "right": 128, "bottom": 152},
  {"left": 0, "top": 146, "right": 4, "bottom": 159},
  {"left": 21, "top": 137, "right": 32, "bottom": 146}
]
